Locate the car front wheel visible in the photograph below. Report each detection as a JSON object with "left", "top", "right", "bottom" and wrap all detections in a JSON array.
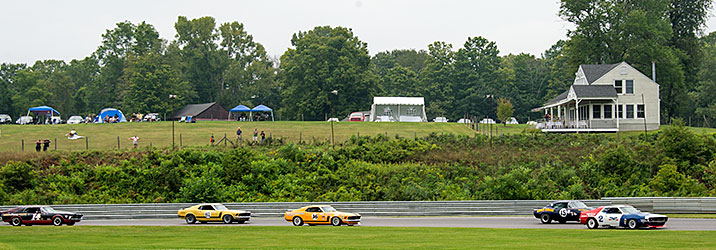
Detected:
[
  {"left": 292, "top": 216, "right": 304, "bottom": 226},
  {"left": 331, "top": 217, "right": 342, "bottom": 226},
  {"left": 10, "top": 217, "right": 22, "bottom": 226},
  {"left": 587, "top": 218, "right": 598, "bottom": 229},
  {"left": 628, "top": 219, "right": 639, "bottom": 229},
  {"left": 540, "top": 214, "right": 552, "bottom": 224},
  {"left": 53, "top": 217, "right": 63, "bottom": 226},
  {"left": 52, "top": 216, "right": 62, "bottom": 226},
  {"left": 185, "top": 214, "right": 196, "bottom": 224},
  {"left": 222, "top": 215, "right": 233, "bottom": 224}
]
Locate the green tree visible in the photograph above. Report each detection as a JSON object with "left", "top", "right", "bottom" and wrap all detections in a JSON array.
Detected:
[
  {"left": 452, "top": 36, "right": 502, "bottom": 120},
  {"left": 279, "top": 26, "right": 378, "bottom": 120},
  {"left": 0, "top": 63, "right": 27, "bottom": 117},
  {"left": 121, "top": 53, "right": 195, "bottom": 116},
  {"left": 496, "top": 97, "right": 514, "bottom": 125},
  {"left": 173, "top": 16, "right": 227, "bottom": 103}
]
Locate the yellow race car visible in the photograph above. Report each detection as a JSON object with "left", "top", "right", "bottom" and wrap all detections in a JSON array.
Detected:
[
  {"left": 177, "top": 203, "right": 251, "bottom": 224},
  {"left": 284, "top": 205, "right": 361, "bottom": 226}
]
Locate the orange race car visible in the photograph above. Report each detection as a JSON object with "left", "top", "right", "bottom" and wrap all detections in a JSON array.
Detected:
[{"left": 284, "top": 205, "right": 361, "bottom": 226}]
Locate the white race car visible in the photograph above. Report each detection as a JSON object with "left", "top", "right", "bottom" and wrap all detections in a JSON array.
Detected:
[{"left": 581, "top": 205, "right": 668, "bottom": 229}]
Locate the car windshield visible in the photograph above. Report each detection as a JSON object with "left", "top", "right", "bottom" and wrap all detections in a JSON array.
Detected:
[
  {"left": 620, "top": 206, "right": 640, "bottom": 214},
  {"left": 322, "top": 206, "right": 337, "bottom": 212},
  {"left": 214, "top": 205, "right": 228, "bottom": 211},
  {"left": 569, "top": 201, "right": 589, "bottom": 209},
  {"left": 42, "top": 206, "right": 56, "bottom": 213}
]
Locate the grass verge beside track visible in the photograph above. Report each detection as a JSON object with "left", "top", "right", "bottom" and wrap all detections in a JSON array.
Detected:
[{"left": 0, "top": 226, "right": 715, "bottom": 249}]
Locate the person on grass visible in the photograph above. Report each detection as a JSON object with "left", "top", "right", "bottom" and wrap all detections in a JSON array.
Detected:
[
  {"left": 129, "top": 136, "right": 139, "bottom": 148},
  {"left": 253, "top": 128, "right": 258, "bottom": 142}
]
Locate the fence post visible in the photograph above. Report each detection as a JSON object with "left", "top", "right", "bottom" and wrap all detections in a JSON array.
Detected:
[
  {"left": 224, "top": 133, "right": 227, "bottom": 147},
  {"left": 54, "top": 138, "right": 57, "bottom": 151},
  {"left": 357, "top": 132, "right": 360, "bottom": 139},
  {"left": 117, "top": 136, "right": 120, "bottom": 149},
  {"left": 85, "top": 137, "right": 88, "bottom": 150},
  {"left": 22, "top": 139, "right": 24, "bottom": 152},
  {"left": 150, "top": 142, "right": 152, "bottom": 148},
  {"left": 180, "top": 134, "right": 183, "bottom": 147},
  {"left": 299, "top": 132, "right": 302, "bottom": 145}
]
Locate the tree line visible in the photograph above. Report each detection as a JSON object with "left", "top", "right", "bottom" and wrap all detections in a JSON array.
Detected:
[{"left": 1, "top": 0, "right": 715, "bottom": 125}]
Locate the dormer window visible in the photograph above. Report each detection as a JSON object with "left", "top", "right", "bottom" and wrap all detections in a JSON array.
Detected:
[
  {"left": 614, "top": 80, "right": 623, "bottom": 94},
  {"left": 620, "top": 66, "right": 627, "bottom": 75}
]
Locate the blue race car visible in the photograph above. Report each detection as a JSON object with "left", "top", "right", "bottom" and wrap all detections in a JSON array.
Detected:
[{"left": 533, "top": 200, "right": 592, "bottom": 224}]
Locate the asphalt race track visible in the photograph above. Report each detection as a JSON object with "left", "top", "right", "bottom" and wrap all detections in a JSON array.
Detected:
[{"left": 6, "top": 216, "right": 713, "bottom": 230}]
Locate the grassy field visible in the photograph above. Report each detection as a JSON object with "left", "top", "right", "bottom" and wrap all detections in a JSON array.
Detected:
[
  {"left": 0, "top": 121, "right": 714, "bottom": 153},
  {"left": 0, "top": 121, "right": 475, "bottom": 153},
  {"left": 0, "top": 226, "right": 714, "bottom": 249}
]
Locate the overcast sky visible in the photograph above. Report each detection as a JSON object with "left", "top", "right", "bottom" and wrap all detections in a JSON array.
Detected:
[{"left": 2, "top": 0, "right": 715, "bottom": 65}]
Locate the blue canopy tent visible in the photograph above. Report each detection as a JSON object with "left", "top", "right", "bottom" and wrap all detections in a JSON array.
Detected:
[
  {"left": 27, "top": 106, "right": 60, "bottom": 116},
  {"left": 228, "top": 105, "right": 252, "bottom": 121},
  {"left": 93, "top": 108, "right": 127, "bottom": 123},
  {"left": 27, "top": 106, "right": 61, "bottom": 124},
  {"left": 251, "top": 105, "right": 274, "bottom": 121}
]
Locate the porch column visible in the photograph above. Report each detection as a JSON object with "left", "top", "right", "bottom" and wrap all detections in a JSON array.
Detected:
[
  {"left": 575, "top": 99, "right": 580, "bottom": 130},
  {"left": 558, "top": 105, "right": 561, "bottom": 119},
  {"left": 615, "top": 98, "right": 619, "bottom": 130},
  {"left": 550, "top": 107, "right": 553, "bottom": 121}
]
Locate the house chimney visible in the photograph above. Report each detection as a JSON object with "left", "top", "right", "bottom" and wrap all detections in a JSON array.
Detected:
[{"left": 652, "top": 61, "right": 656, "bottom": 82}]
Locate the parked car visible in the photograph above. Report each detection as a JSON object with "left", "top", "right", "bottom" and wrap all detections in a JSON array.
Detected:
[
  {"left": 0, "top": 114, "right": 12, "bottom": 124},
  {"left": 457, "top": 118, "right": 472, "bottom": 124},
  {"left": 143, "top": 113, "right": 161, "bottom": 122},
  {"left": 66, "top": 116, "right": 83, "bottom": 124},
  {"left": 533, "top": 200, "right": 592, "bottom": 224},
  {"left": 506, "top": 117, "right": 519, "bottom": 124},
  {"left": 581, "top": 205, "right": 668, "bottom": 229},
  {"left": 1, "top": 205, "right": 82, "bottom": 226},
  {"left": 327, "top": 118, "right": 339, "bottom": 122},
  {"left": 433, "top": 117, "right": 448, "bottom": 122},
  {"left": 349, "top": 112, "right": 365, "bottom": 122},
  {"left": 284, "top": 205, "right": 361, "bottom": 226},
  {"left": 479, "top": 118, "right": 496, "bottom": 124},
  {"left": 50, "top": 116, "right": 62, "bottom": 124},
  {"left": 177, "top": 203, "right": 251, "bottom": 224},
  {"left": 15, "top": 116, "right": 33, "bottom": 125}
]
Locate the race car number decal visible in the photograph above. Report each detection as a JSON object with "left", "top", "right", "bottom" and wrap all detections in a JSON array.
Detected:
[
  {"left": 204, "top": 211, "right": 211, "bottom": 218},
  {"left": 559, "top": 209, "right": 568, "bottom": 217},
  {"left": 312, "top": 213, "right": 318, "bottom": 220},
  {"left": 32, "top": 213, "right": 41, "bottom": 221},
  {"left": 598, "top": 215, "right": 603, "bottom": 222}
]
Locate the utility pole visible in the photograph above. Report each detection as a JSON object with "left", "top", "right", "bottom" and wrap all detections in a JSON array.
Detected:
[
  {"left": 169, "top": 94, "right": 177, "bottom": 148},
  {"left": 330, "top": 90, "right": 338, "bottom": 149}
]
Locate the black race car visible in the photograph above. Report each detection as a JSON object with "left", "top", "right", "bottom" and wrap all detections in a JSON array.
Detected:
[
  {"left": 1, "top": 205, "right": 83, "bottom": 226},
  {"left": 533, "top": 200, "right": 592, "bottom": 224}
]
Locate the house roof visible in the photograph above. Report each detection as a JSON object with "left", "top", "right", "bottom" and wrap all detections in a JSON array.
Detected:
[
  {"left": 373, "top": 97, "right": 425, "bottom": 105},
  {"left": 572, "top": 85, "right": 617, "bottom": 98},
  {"left": 581, "top": 63, "right": 620, "bottom": 84},
  {"left": 545, "top": 90, "right": 569, "bottom": 105},
  {"left": 172, "top": 102, "right": 218, "bottom": 118}
]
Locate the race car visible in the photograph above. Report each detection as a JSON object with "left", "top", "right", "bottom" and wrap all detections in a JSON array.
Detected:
[
  {"left": 1, "top": 205, "right": 82, "bottom": 226},
  {"left": 581, "top": 205, "right": 668, "bottom": 229},
  {"left": 177, "top": 203, "right": 251, "bottom": 224},
  {"left": 284, "top": 205, "right": 361, "bottom": 226},
  {"left": 533, "top": 200, "right": 592, "bottom": 224}
]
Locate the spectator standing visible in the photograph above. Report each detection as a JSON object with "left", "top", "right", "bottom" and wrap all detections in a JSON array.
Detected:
[
  {"left": 260, "top": 131, "right": 266, "bottom": 143},
  {"left": 35, "top": 139, "right": 42, "bottom": 152},
  {"left": 129, "top": 136, "right": 140, "bottom": 148},
  {"left": 236, "top": 127, "right": 242, "bottom": 143},
  {"left": 42, "top": 139, "right": 51, "bottom": 151},
  {"left": 253, "top": 128, "right": 258, "bottom": 142}
]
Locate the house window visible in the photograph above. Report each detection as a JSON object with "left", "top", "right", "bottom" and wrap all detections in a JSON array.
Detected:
[
  {"left": 592, "top": 105, "right": 601, "bottom": 119},
  {"left": 637, "top": 104, "right": 645, "bottom": 118},
  {"left": 618, "top": 105, "right": 623, "bottom": 119},
  {"left": 626, "top": 80, "right": 634, "bottom": 94},
  {"left": 614, "top": 80, "right": 623, "bottom": 94},
  {"left": 604, "top": 104, "right": 612, "bottom": 119},
  {"left": 626, "top": 104, "right": 634, "bottom": 119}
]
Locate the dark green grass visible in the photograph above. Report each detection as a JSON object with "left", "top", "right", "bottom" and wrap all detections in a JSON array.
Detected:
[{"left": 0, "top": 226, "right": 714, "bottom": 249}]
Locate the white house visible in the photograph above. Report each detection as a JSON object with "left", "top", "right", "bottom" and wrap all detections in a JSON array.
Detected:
[
  {"left": 370, "top": 97, "right": 428, "bottom": 122},
  {"left": 535, "top": 62, "right": 660, "bottom": 132}
]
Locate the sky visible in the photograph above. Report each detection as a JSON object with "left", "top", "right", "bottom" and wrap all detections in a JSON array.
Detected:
[{"left": 1, "top": 0, "right": 715, "bottom": 65}]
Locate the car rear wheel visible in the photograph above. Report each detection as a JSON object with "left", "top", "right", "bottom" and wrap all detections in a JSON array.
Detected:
[
  {"left": 185, "top": 214, "right": 196, "bottom": 224},
  {"left": 52, "top": 217, "right": 63, "bottom": 226},
  {"left": 628, "top": 219, "right": 639, "bottom": 229},
  {"left": 10, "top": 217, "right": 22, "bottom": 226},
  {"left": 587, "top": 218, "right": 598, "bottom": 229},
  {"left": 540, "top": 214, "right": 552, "bottom": 224},
  {"left": 222, "top": 215, "right": 233, "bottom": 224},
  {"left": 292, "top": 216, "right": 304, "bottom": 226},
  {"left": 331, "top": 217, "right": 342, "bottom": 226}
]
